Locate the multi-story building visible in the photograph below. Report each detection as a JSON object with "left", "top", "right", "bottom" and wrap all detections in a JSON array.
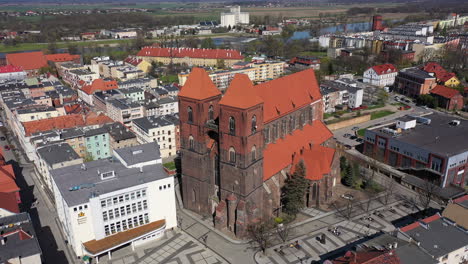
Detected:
[
  {"left": 0, "top": 213, "right": 43, "bottom": 263},
  {"left": 84, "top": 127, "right": 111, "bottom": 160},
  {"left": 61, "top": 127, "right": 87, "bottom": 158},
  {"left": 363, "top": 64, "right": 398, "bottom": 87},
  {"left": 100, "top": 29, "right": 138, "bottom": 39},
  {"left": 422, "top": 62, "right": 461, "bottom": 87},
  {"left": 320, "top": 86, "right": 341, "bottom": 113},
  {"left": 120, "top": 87, "right": 145, "bottom": 102},
  {"left": 118, "top": 77, "right": 157, "bottom": 90},
  {"left": 429, "top": 85, "right": 464, "bottom": 111},
  {"left": 363, "top": 113, "right": 468, "bottom": 188},
  {"left": 394, "top": 67, "right": 437, "bottom": 97},
  {"left": 398, "top": 213, "right": 468, "bottom": 264},
  {"left": 179, "top": 68, "right": 338, "bottom": 238},
  {"left": 132, "top": 115, "right": 178, "bottom": 159},
  {"left": 137, "top": 47, "right": 243, "bottom": 68},
  {"left": 289, "top": 57, "right": 321, "bottom": 70},
  {"left": 103, "top": 122, "right": 139, "bottom": 150},
  {"left": 0, "top": 65, "right": 27, "bottom": 80},
  {"left": 78, "top": 79, "right": 119, "bottom": 106},
  {"left": 375, "top": 23, "right": 434, "bottom": 44},
  {"left": 320, "top": 80, "right": 363, "bottom": 110},
  {"left": 6, "top": 51, "right": 48, "bottom": 77},
  {"left": 220, "top": 6, "right": 249, "bottom": 27},
  {"left": 157, "top": 96, "right": 178, "bottom": 115},
  {"left": 36, "top": 143, "right": 83, "bottom": 190},
  {"left": 51, "top": 143, "right": 177, "bottom": 260},
  {"left": 111, "top": 66, "right": 145, "bottom": 81},
  {"left": 106, "top": 98, "right": 144, "bottom": 127}
]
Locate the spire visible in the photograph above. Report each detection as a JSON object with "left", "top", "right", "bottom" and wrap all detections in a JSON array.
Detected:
[
  {"left": 219, "top": 74, "right": 263, "bottom": 109},
  {"left": 178, "top": 67, "right": 221, "bottom": 100}
]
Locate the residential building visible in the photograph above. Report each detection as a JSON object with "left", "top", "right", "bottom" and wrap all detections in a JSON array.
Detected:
[
  {"left": 78, "top": 79, "right": 118, "bottom": 105},
  {"left": 111, "top": 65, "right": 145, "bottom": 81},
  {"left": 58, "top": 62, "right": 87, "bottom": 82},
  {"left": 36, "top": 143, "right": 83, "bottom": 190},
  {"left": 363, "top": 64, "right": 398, "bottom": 87},
  {"left": 124, "top": 57, "right": 153, "bottom": 73},
  {"left": 85, "top": 127, "right": 111, "bottom": 160},
  {"left": 103, "top": 122, "right": 138, "bottom": 150},
  {"left": 100, "top": 29, "right": 138, "bottom": 39},
  {"left": 430, "top": 85, "right": 464, "bottom": 110},
  {"left": 220, "top": 6, "right": 249, "bottom": 27},
  {"left": 0, "top": 213, "right": 42, "bottom": 264},
  {"left": 320, "top": 80, "right": 363, "bottom": 109},
  {"left": 394, "top": 67, "right": 437, "bottom": 97},
  {"left": 120, "top": 87, "right": 145, "bottom": 102},
  {"left": 137, "top": 47, "right": 243, "bottom": 67},
  {"left": 320, "top": 86, "right": 341, "bottom": 113},
  {"left": 132, "top": 115, "right": 178, "bottom": 158},
  {"left": 6, "top": 51, "right": 48, "bottom": 76},
  {"left": 374, "top": 23, "right": 434, "bottom": 44},
  {"left": 0, "top": 65, "right": 27, "bottom": 80},
  {"left": 51, "top": 143, "right": 177, "bottom": 260},
  {"left": 45, "top": 53, "right": 81, "bottom": 68},
  {"left": 179, "top": 68, "right": 338, "bottom": 238},
  {"left": 61, "top": 127, "right": 87, "bottom": 158},
  {"left": 158, "top": 96, "right": 178, "bottom": 115},
  {"left": 398, "top": 214, "right": 468, "bottom": 264},
  {"left": 106, "top": 98, "right": 144, "bottom": 127},
  {"left": 118, "top": 77, "right": 157, "bottom": 90},
  {"left": 436, "top": 13, "right": 468, "bottom": 29},
  {"left": 363, "top": 113, "right": 468, "bottom": 188},
  {"left": 16, "top": 105, "right": 60, "bottom": 122},
  {"left": 422, "top": 62, "right": 461, "bottom": 87},
  {"left": 289, "top": 57, "right": 321, "bottom": 70}
]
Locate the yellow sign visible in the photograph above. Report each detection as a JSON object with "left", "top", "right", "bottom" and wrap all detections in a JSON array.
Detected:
[{"left": 78, "top": 212, "right": 85, "bottom": 217}]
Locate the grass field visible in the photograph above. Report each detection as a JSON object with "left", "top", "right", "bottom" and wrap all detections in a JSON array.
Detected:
[{"left": 371, "top": 110, "right": 395, "bottom": 120}]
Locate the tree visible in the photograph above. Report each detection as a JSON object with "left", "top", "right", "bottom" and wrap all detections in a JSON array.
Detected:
[
  {"left": 67, "top": 43, "right": 78, "bottom": 55},
  {"left": 342, "top": 164, "right": 354, "bottom": 187},
  {"left": 47, "top": 42, "right": 58, "bottom": 54},
  {"left": 418, "top": 180, "right": 438, "bottom": 212},
  {"left": 216, "top": 59, "right": 226, "bottom": 69},
  {"left": 281, "top": 161, "right": 309, "bottom": 216},
  {"left": 184, "top": 36, "right": 200, "bottom": 48},
  {"left": 247, "top": 221, "right": 273, "bottom": 254},
  {"left": 377, "top": 90, "right": 389, "bottom": 105},
  {"left": 132, "top": 34, "right": 146, "bottom": 51},
  {"left": 382, "top": 178, "right": 396, "bottom": 206},
  {"left": 201, "top": 37, "right": 215, "bottom": 49},
  {"left": 275, "top": 220, "right": 292, "bottom": 243}
]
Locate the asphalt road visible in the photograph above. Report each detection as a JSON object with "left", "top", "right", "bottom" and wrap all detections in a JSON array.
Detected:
[{"left": 0, "top": 115, "right": 76, "bottom": 263}]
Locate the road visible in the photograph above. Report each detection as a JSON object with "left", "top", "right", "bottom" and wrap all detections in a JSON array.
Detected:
[{"left": 0, "top": 115, "right": 76, "bottom": 264}]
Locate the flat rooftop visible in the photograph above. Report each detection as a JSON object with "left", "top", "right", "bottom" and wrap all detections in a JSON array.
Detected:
[
  {"left": 370, "top": 113, "right": 468, "bottom": 156},
  {"left": 51, "top": 155, "right": 168, "bottom": 206}
]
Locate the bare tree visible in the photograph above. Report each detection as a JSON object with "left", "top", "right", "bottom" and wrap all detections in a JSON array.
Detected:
[
  {"left": 247, "top": 222, "right": 273, "bottom": 254},
  {"left": 383, "top": 178, "right": 397, "bottom": 206},
  {"left": 276, "top": 222, "right": 293, "bottom": 243},
  {"left": 332, "top": 199, "right": 355, "bottom": 220},
  {"left": 418, "top": 180, "right": 439, "bottom": 212}
]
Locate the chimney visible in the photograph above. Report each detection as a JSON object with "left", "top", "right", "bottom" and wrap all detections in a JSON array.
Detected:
[
  {"left": 393, "top": 242, "right": 398, "bottom": 248},
  {"left": 139, "top": 166, "right": 143, "bottom": 173},
  {"left": 0, "top": 236, "right": 4, "bottom": 245}
]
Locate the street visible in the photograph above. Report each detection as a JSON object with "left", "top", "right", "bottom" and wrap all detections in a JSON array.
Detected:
[{"left": 0, "top": 115, "right": 76, "bottom": 264}]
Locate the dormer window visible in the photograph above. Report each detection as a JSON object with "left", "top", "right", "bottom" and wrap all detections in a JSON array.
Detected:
[{"left": 101, "top": 171, "right": 115, "bottom": 180}]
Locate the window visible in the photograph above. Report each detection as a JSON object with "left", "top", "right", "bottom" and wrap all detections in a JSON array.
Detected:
[
  {"left": 119, "top": 196, "right": 124, "bottom": 203},
  {"left": 229, "top": 147, "right": 236, "bottom": 163},
  {"left": 229, "top": 116, "right": 236, "bottom": 135},
  {"left": 130, "top": 193, "right": 135, "bottom": 200},
  {"left": 101, "top": 200, "right": 106, "bottom": 208},
  {"left": 109, "top": 210, "right": 114, "bottom": 220},
  {"left": 143, "top": 200, "right": 148, "bottom": 210},
  {"left": 251, "top": 146, "right": 257, "bottom": 162},
  {"left": 125, "top": 194, "right": 129, "bottom": 201},
  {"left": 137, "top": 201, "right": 142, "bottom": 211},
  {"left": 120, "top": 207, "right": 125, "bottom": 216},
  {"left": 105, "top": 225, "right": 110, "bottom": 236},
  {"left": 126, "top": 205, "right": 131, "bottom": 214},
  {"left": 113, "top": 197, "right": 118, "bottom": 204},
  {"left": 189, "top": 135, "right": 194, "bottom": 150},
  {"left": 187, "top": 106, "right": 193, "bottom": 123},
  {"left": 142, "top": 189, "right": 146, "bottom": 197},
  {"left": 208, "top": 105, "right": 214, "bottom": 120},
  {"left": 136, "top": 191, "right": 141, "bottom": 198},
  {"left": 132, "top": 203, "right": 137, "bottom": 213},
  {"left": 103, "top": 212, "right": 108, "bottom": 221},
  {"left": 251, "top": 115, "right": 257, "bottom": 134}
]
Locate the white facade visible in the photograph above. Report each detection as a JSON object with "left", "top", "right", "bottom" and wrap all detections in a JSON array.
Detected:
[
  {"left": 363, "top": 68, "right": 398, "bottom": 87},
  {"left": 221, "top": 6, "right": 249, "bottom": 27},
  {"left": 396, "top": 119, "right": 416, "bottom": 130},
  {"left": 348, "top": 89, "right": 363, "bottom": 109},
  {"left": 0, "top": 71, "right": 27, "bottom": 81},
  {"left": 132, "top": 118, "right": 177, "bottom": 159}
]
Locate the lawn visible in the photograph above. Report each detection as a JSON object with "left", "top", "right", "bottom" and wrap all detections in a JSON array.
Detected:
[
  {"left": 366, "top": 103, "right": 385, "bottom": 110},
  {"left": 160, "top": 74, "right": 179, "bottom": 84},
  {"left": 357, "top": 128, "right": 367, "bottom": 137},
  {"left": 299, "top": 51, "right": 327, "bottom": 58},
  {"left": 371, "top": 110, "right": 395, "bottom": 120},
  {"left": 163, "top": 161, "right": 176, "bottom": 171}
]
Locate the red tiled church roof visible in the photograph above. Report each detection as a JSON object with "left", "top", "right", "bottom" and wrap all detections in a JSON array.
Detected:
[
  {"left": 291, "top": 145, "right": 335, "bottom": 181},
  {"left": 369, "top": 64, "right": 397, "bottom": 75},
  {"left": 45, "top": 53, "right": 80, "bottom": 63},
  {"left": 81, "top": 79, "right": 118, "bottom": 95},
  {"left": 254, "top": 69, "right": 322, "bottom": 122},
  {"left": 0, "top": 65, "right": 24, "bottom": 74},
  {"left": 6, "top": 51, "right": 48, "bottom": 71},
  {"left": 0, "top": 165, "right": 19, "bottom": 194},
  {"left": 430, "top": 85, "right": 461, "bottom": 99},
  {"left": 263, "top": 120, "right": 333, "bottom": 181},
  {"left": 137, "top": 46, "right": 244, "bottom": 60},
  {"left": 179, "top": 68, "right": 221, "bottom": 100},
  {"left": 219, "top": 74, "right": 263, "bottom": 109}
]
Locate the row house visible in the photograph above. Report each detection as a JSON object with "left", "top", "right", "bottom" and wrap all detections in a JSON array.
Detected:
[{"left": 363, "top": 64, "right": 398, "bottom": 87}]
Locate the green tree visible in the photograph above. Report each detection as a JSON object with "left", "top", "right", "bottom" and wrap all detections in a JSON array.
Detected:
[
  {"left": 67, "top": 43, "right": 78, "bottom": 54},
  {"left": 47, "top": 42, "right": 58, "bottom": 54},
  {"left": 281, "top": 161, "right": 309, "bottom": 216},
  {"left": 339, "top": 156, "right": 347, "bottom": 171},
  {"left": 201, "top": 37, "right": 215, "bottom": 49},
  {"left": 216, "top": 59, "right": 225, "bottom": 69}
]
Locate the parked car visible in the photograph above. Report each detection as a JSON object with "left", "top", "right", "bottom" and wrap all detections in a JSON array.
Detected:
[
  {"left": 351, "top": 126, "right": 359, "bottom": 131},
  {"left": 4, "top": 145, "right": 10, "bottom": 151},
  {"left": 341, "top": 194, "right": 354, "bottom": 200},
  {"left": 0, "top": 136, "right": 5, "bottom": 141},
  {"left": 356, "top": 138, "right": 364, "bottom": 143},
  {"left": 343, "top": 133, "right": 352, "bottom": 138}
]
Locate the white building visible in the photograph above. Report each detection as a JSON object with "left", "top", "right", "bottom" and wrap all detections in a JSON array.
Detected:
[
  {"left": 51, "top": 142, "right": 177, "bottom": 261},
  {"left": 221, "top": 6, "right": 249, "bottom": 28},
  {"left": 132, "top": 115, "right": 178, "bottom": 159},
  {"left": 363, "top": 64, "right": 398, "bottom": 87}
]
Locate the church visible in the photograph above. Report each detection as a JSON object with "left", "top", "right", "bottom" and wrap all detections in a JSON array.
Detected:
[{"left": 178, "top": 68, "right": 339, "bottom": 237}]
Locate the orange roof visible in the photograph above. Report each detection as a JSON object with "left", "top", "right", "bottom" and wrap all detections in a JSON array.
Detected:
[
  {"left": 422, "top": 62, "right": 456, "bottom": 82},
  {"left": 254, "top": 69, "right": 322, "bottom": 122},
  {"left": 179, "top": 68, "right": 221, "bottom": 100},
  {"left": 6, "top": 51, "right": 48, "bottom": 71},
  {"left": 291, "top": 145, "right": 335, "bottom": 181},
  {"left": 85, "top": 112, "right": 113, "bottom": 125},
  {"left": 430, "top": 85, "right": 461, "bottom": 99},
  {"left": 81, "top": 79, "right": 118, "bottom": 95},
  {"left": 23, "top": 114, "right": 85, "bottom": 136},
  {"left": 0, "top": 164, "right": 19, "bottom": 193},
  {"left": 400, "top": 214, "right": 441, "bottom": 232},
  {"left": 45, "top": 53, "right": 80, "bottom": 62},
  {"left": 219, "top": 74, "right": 263, "bottom": 109},
  {"left": 438, "top": 71, "right": 457, "bottom": 82},
  {"left": 83, "top": 219, "right": 165, "bottom": 255},
  {"left": 263, "top": 120, "right": 333, "bottom": 181},
  {"left": 137, "top": 46, "right": 243, "bottom": 60},
  {"left": 0, "top": 65, "right": 24, "bottom": 73},
  {"left": 0, "top": 192, "right": 19, "bottom": 213}
]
